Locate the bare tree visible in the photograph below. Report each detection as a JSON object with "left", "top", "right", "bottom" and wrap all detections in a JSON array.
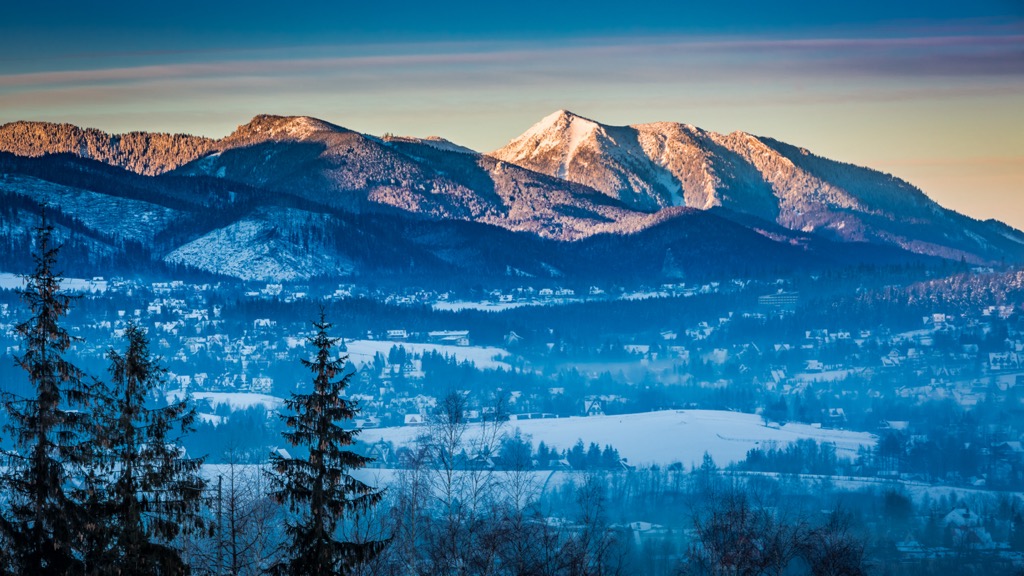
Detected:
[
  {"left": 218, "top": 451, "right": 282, "bottom": 576},
  {"left": 176, "top": 450, "right": 283, "bottom": 576},
  {"left": 402, "top": 390, "right": 514, "bottom": 575},
  {"left": 374, "top": 448, "right": 431, "bottom": 575},
  {"left": 568, "top": 471, "right": 628, "bottom": 576},
  {"left": 800, "top": 510, "right": 866, "bottom": 576},
  {"left": 494, "top": 429, "right": 546, "bottom": 576},
  {"left": 686, "top": 488, "right": 806, "bottom": 576},
  {"left": 423, "top": 391, "right": 471, "bottom": 575}
]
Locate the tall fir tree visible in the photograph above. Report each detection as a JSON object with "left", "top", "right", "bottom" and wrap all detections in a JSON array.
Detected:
[
  {"left": 88, "top": 323, "right": 205, "bottom": 575},
  {"left": 268, "top": 311, "right": 387, "bottom": 575},
  {"left": 0, "top": 222, "right": 97, "bottom": 574}
]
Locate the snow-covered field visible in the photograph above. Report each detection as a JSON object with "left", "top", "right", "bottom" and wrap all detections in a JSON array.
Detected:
[
  {"left": 431, "top": 300, "right": 540, "bottom": 312},
  {"left": 360, "top": 410, "right": 876, "bottom": 468},
  {"left": 344, "top": 340, "right": 512, "bottom": 370},
  {"left": 619, "top": 290, "right": 670, "bottom": 301},
  {"left": 200, "top": 465, "right": 1017, "bottom": 509},
  {"left": 793, "top": 369, "right": 859, "bottom": 383},
  {"left": 0, "top": 272, "right": 107, "bottom": 293},
  {"left": 167, "top": 390, "right": 284, "bottom": 412}
]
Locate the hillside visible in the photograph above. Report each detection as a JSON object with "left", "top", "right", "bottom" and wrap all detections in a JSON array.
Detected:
[
  {"left": 0, "top": 112, "right": 1019, "bottom": 282},
  {"left": 492, "top": 110, "right": 1024, "bottom": 263}
]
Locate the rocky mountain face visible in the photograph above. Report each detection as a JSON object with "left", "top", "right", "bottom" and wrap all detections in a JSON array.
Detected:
[
  {"left": 493, "top": 110, "right": 1024, "bottom": 263},
  {"left": 0, "top": 150, "right": 924, "bottom": 283},
  {"left": 171, "top": 114, "right": 664, "bottom": 240},
  {"left": 0, "top": 112, "right": 1020, "bottom": 282}
]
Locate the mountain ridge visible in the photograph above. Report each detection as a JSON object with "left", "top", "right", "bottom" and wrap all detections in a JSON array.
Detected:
[
  {"left": 0, "top": 153, "right": 938, "bottom": 283},
  {"left": 1, "top": 111, "right": 1021, "bottom": 277},
  {"left": 0, "top": 120, "right": 216, "bottom": 175},
  {"left": 492, "top": 110, "right": 1024, "bottom": 263}
]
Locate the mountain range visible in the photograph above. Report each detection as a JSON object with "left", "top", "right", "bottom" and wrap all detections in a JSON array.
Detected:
[{"left": 0, "top": 111, "right": 1020, "bottom": 283}]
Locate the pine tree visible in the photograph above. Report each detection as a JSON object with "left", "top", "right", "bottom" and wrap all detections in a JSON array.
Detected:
[
  {"left": 0, "top": 222, "right": 97, "bottom": 574},
  {"left": 268, "top": 311, "right": 388, "bottom": 575},
  {"left": 90, "top": 323, "right": 205, "bottom": 575}
]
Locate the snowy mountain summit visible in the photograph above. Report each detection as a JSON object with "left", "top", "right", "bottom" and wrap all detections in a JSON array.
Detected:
[
  {"left": 221, "top": 115, "right": 349, "bottom": 144},
  {"left": 494, "top": 110, "right": 1024, "bottom": 263},
  {"left": 0, "top": 110, "right": 1022, "bottom": 282},
  {"left": 494, "top": 110, "right": 687, "bottom": 211}
]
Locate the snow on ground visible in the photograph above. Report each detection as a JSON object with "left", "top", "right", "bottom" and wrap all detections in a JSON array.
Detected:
[
  {"left": 199, "top": 466, "right": 1019, "bottom": 508},
  {"left": 0, "top": 272, "right": 107, "bottom": 293},
  {"left": 431, "top": 300, "right": 540, "bottom": 312},
  {"left": 619, "top": 290, "right": 670, "bottom": 301},
  {"left": 197, "top": 413, "right": 226, "bottom": 426},
  {"left": 793, "top": 369, "right": 856, "bottom": 383},
  {"left": 0, "top": 273, "right": 25, "bottom": 291},
  {"left": 396, "top": 136, "right": 477, "bottom": 155},
  {"left": 164, "top": 208, "right": 354, "bottom": 282},
  {"left": 344, "top": 340, "right": 512, "bottom": 370},
  {"left": 0, "top": 176, "right": 182, "bottom": 243},
  {"left": 894, "top": 328, "right": 934, "bottom": 341},
  {"left": 167, "top": 390, "right": 284, "bottom": 412},
  {"left": 733, "top": 471, "right": 1024, "bottom": 504},
  {"left": 200, "top": 466, "right": 1022, "bottom": 509},
  {"left": 1001, "top": 231, "right": 1024, "bottom": 245},
  {"left": 360, "top": 410, "right": 876, "bottom": 468}
]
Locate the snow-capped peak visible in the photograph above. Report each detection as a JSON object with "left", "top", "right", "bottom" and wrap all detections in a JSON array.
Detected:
[
  {"left": 517, "top": 109, "right": 600, "bottom": 143},
  {"left": 383, "top": 135, "right": 478, "bottom": 155},
  {"left": 227, "top": 115, "right": 346, "bottom": 143},
  {"left": 497, "top": 110, "right": 604, "bottom": 178}
]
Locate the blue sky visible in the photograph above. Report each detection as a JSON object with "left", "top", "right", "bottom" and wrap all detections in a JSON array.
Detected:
[{"left": 2, "top": 0, "right": 1022, "bottom": 227}]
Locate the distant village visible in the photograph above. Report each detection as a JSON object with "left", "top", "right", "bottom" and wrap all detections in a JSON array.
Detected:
[
  {"left": 0, "top": 275, "right": 1020, "bottom": 484},
  {"left": 0, "top": 271, "right": 1023, "bottom": 571}
]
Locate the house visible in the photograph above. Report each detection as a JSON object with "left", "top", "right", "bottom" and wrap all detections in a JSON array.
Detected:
[
  {"left": 989, "top": 352, "right": 1020, "bottom": 371},
  {"left": 428, "top": 330, "right": 470, "bottom": 346},
  {"left": 354, "top": 415, "right": 381, "bottom": 429},
  {"left": 992, "top": 441, "right": 1024, "bottom": 464},
  {"left": 467, "top": 450, "right": 496, "bottom": 470},
  {"left": 583, "top": 398, "right": 605, "bottom": 417},
  {"left": 365, "top": 440, "right": 395, "bottom": 468},
  {"left": 805, "top": 360, "right": 824, "bottom": 372},
  {"left": 942, "top": 508, "right": 997, "bottom": 550},
  {"left": 250, "top": 376, "right": 273, "bottom": 393},
  {"left": 758, "top": 291, "right": 798, "bottom": 311},
  {"left": 823, "top": 408, "right": 847, "bottom": 427},
  {"left": 551, "top": 458, "right": 572, "bottom": 470},
  {"left": 620, "top": 521, "right": 670, "bottom": 547}
]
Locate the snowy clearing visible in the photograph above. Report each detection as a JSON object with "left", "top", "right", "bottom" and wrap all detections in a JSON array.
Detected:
[
  {"left": 197, "top": 467, "right": 1018, "bottom": 508},
  {"left": 360, "top": 410, "right": 876, "bottom": 468},
  {"left": 344, "top": 339, "right": 512, "bottom": 370},
  {"left": 167, "top": 390, "right": 284, "bottom": 412},
  {"left": 0, "top": 272, "right": 107, "bottom": 293},
  {"left": 431, "top": 300, "right": 540, "bottom": 312}
]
